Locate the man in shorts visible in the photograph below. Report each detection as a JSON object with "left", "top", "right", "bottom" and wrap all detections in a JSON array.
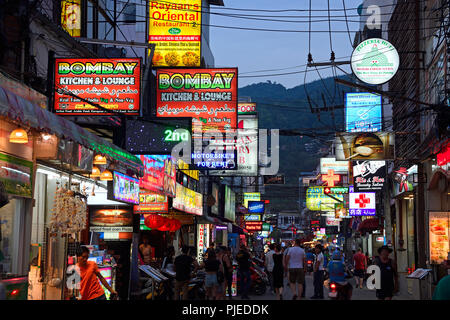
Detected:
[
  {"left": 353, "top": 248, "right": 367, "bottom": 289},
  {"left": 284, "top": 239, "right": 306, "bottom": 300}
]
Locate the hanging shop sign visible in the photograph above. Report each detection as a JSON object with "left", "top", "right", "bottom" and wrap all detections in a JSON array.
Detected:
[
  {"left": 156, "top": 68, "right": 238, "bottom": 132},
  {"left": 245, "top": 221, "right": 263, "bottom": 231},
  {"left": 335, "top": 132, "right": 394, "bottom": 161},
  {"left": 320, "top": 158, "right": 349, "bottom": 174},
  {"left": 326, "top": 217, "right": 341, "bottom": 226},
  {"left": 209, "top": 116, "right": 258, "bottom": 176},
  {"left": 126, "top": 119, "right": 192, "bottom": 154},
  {"left": 173, "top": 182, "right": 202, "bottom": 215},
  {"left": 0, "top": 152, "right": 33, "bottom": 198},
  {"left": 138, "top": 155, "right": 176, "bottom": 197},
  {"left": 262, "top": 223, "right": 270, "bottom": 231},
  {"left": 211, "top": 183, "right": 220, "bottom": 215},
  {"left": 243, "top": 192, "right": 260, "bottom": 208},
  {"left": 224, "top": 185, "right": 236, "bottom": 222},
  {"left": 353, "top": 160, "right": 386, "bottom": 191},
  {"left": 349, "top": 192, "right": 376, "bottom": 216},
  {"left": 244, "top": 214, "right": 261, "bottom": 221},
  {"left": 263, "top": 174, "right": 285, "bottom": 185},
  {"left": 248, "top": 201, "right": 265, "bottom": 214},
  {"left": 107, "top": 171, "right": 140, "bottom": 204},
  {"left": 324, "top": 187, "right": 349, "bottom": 195},
  {"left": 89, "top": 207, "right": 133, "bottom": 233},
  {"left": 61, "top": 0, "right": 81, "bottom": 37},
  {"left": 134, "top": 193, "right": 168, "bottom": 213},
  {"left": 350, "top": 38, "right": 400, "bottom": 85},
  {"left": 177, "top": 158, "right": 199, "bottom": 180},
  {"left": 238, "top": 102, "right": 257, "bottom": 115},
  {"left": 306, "top": 187, "right": 344, "bottom": 211},
  {"left": 392, "top": 165, "right": 417, "bottom": 196},
  {"left": 345, "top": 93, "right": 382, "bottom": 132},
  {"left": 54, "top": 58, "right": 141, "bottom": 115},
  {"left": 322, "top": 169, "right": 341, "bottom": 187},
  {"left": 436, "top": 143, "right": 450, "bottom": 166},
  {"left": 429, "top": 211, "right": 450, "bottom": 265},
  {"left": 149, "top": 0, "right": 201, "bottom": 67}
]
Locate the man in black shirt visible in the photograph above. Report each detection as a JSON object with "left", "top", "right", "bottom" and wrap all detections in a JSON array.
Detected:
[
  {"left": 174, "top": 245, "right": 198, "bottom": 300},
  {"left": 236, "top": 244, "right": 252, "bottom": 299}
]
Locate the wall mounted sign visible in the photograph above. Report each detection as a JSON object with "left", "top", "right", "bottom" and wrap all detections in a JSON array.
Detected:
[
  {"left": 311, "top": 220, "right": 320, "bottom": 228},
  {"left": 263, "top": 174, "right": 285, "bottom": 185},
  {"left": 138, "top": 155, "right": 176, "bottom": 197},
  {"left": 54, "top": 58, "right": 141, "bottom": 115},
  {"left": 110, "top": 171, "right": 140, "bottom": 204},
  {"left": 89, "top": 207, "right": 133, "bottom": 233},
  {"left": 244, "top": 214, "right": 261, "bottom": 221},
  {"left": 134, "top": 193, "right": 168, "bottom": 213},
  {"left": 197, "top": 224, "right": 206, "bottom": 263},
  {"left": 353, "top": 160, "right": 386, "bottom": 191},
  {"left": 392, "top": 165, "right": 417, "bottom": 196},
  {"left": 248, "top": 201, "right": 265, "bottom": 214},
  {"left": 351, "top": 38, "right": 400, "bottom": 85},
  {"left": 156, "top": 68, "right": 238, "bottom": 132},
  {"left": 326, "top": 218, "right": 341, "bottom": 226},
  {"left": 149, "top": 0, "right": 201, "bottom": 67},
  {"left": 335, "top": 132, "right": 394, "bottom": 160},
  {"left": 224, "top": 185, "right": 236, "bottom": 222},
  {"left": 191, "top": 149, "right": 237, "bottom": 170},
  {"left": 320, "top": 158, "right": 349, "bottom": 174},
  {"left": 335, "top": 203, "right": 350, "bottom": 219},
  {"left": 349, "top": 192, "right": 376, "bottom": 216},
  {"left": 324, "top": 187, "right": 349, "bottom": 195},
  {"left": 345, "top": 93, "right": 382, "bottom": 132},
  {"left": 429, "top": 211, "right": 449, "bottom": 264},
  {"left": 238, "top": 102, "right": 257, "bottom": 115}
]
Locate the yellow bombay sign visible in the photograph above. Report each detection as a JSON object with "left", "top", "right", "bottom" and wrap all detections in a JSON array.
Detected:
[{"left": 149, "top": 0, "right": 202, "bottom": 67}]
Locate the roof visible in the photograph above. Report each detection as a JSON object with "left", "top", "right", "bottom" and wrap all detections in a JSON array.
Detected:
[{"left": 0, "top": 85, "right": 144, "bottom": 175}]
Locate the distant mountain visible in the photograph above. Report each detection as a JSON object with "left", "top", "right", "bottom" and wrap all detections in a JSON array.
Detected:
[{"left": 238, "top": 76, "right": 352, "bottom": 211}]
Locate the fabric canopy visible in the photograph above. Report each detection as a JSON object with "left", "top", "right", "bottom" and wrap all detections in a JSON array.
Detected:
[
  {"left": 357, "top": 217, "right": 381, "bottom": 233},
  {"left": 0, "top": 85, "right": 143, "bottom": 175}
]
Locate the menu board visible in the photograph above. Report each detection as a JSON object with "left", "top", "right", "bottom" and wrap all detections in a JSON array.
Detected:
[
  {"left": 429, "top": 212, "right": 449, "bottom": 264},
  {"left": 111, "top": 171, "right": 139, "bottom": 204},
  {"left": 134, "top": 193, "right": 168, "bottom": 213},
  {"left": 173, "top": 183, "right": 202, "bottom": 215}
]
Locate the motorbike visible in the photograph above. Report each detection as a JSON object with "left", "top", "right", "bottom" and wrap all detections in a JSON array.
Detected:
[
  {"left": 186, "top": 270, "right": 206, "bottom": 300},
  {"left": 236, "top": 260, "right": 269, "bottom": 296},
  {"left": 306, "top": 259, "right": 314, "bottom": 273},
  {"left": 328, "top": 281, "right": 353, "bottom": 300}
]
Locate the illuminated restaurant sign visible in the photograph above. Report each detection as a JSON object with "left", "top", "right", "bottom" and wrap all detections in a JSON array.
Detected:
[
  {"left": 134, "top": 193, "right": 168, "bottom": 213},
  {"left": 149, "top": 0, "right": 201, "bottom": 67},
  {"left": 320, "top": 158, "right": 349, "bottom": 174},
  {"left": 306, "top": 187, "right": 344, "bottom": 211},
  {"left": 54, "top": 58, "right": 141, "bottom": 115},
  {"left": 245, "top": 221, "right": 263, "bottom": 231},
  {"left": 243, "top": 192, "right": 260, "bottom": 208},
  {"left": 238, "top": 102, "right": 257, "bottom": 115},
  {"left": 156, "top": 68, "right": 238, "bottom": 132},
  {"left": 111, "top": 171, "right": 140, "bottom": 204}
]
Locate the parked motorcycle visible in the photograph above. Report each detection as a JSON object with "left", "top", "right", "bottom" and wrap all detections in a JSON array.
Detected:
[{"left": 236, "top": 260, "right": 269, "bottom": 296}]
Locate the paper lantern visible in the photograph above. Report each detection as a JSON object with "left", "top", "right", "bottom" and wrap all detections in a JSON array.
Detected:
[
  {"left": 170, "top": 219, "right": 181, "bottom": 232},
  {"left": 157, "top": 217, "right": 172, "bottom": 231},
  {"left": 9, "top": 128, "right": 28, "bottom": 144},
  {"left": 144, "top": 214, "right": 165, "bottom": 230},
  {"left": 90, "top": 166, "right": 100, "bottom": 178}
]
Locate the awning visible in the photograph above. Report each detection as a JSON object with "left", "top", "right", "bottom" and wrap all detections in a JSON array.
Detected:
[
  {"left": 357, "top": 217, "right": 381, "bottom": 234},
  {"left": 196, "top": 215, "right": 227, "bottom": 226},
  {"left": 0, "top": 85, "right": 144, "bottom": 176}
]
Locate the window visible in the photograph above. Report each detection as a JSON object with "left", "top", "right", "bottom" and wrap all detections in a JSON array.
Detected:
[{"left": 122, "top": 3, "right": 136, "bottom": 23}]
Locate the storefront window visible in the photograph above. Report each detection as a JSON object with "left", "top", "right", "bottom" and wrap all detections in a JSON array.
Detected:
[{"left": 0, "top": 199, "right": 16, "bottom": 277}]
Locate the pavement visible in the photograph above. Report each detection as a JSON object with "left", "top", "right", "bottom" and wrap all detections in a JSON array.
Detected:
[{"left": 238, "top": 274, "right": 412, "bottom": 301}]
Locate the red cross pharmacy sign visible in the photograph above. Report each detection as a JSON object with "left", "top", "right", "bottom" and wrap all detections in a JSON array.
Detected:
[{"left": 349, "top": 192, "right": 376, "bottom": 216}]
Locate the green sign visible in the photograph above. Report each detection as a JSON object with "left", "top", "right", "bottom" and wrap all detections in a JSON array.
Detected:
[
  {"left": 262, "top": 223, "right": 270, "bottom": 231},
  {"left": 325, "top": 187, "right": 349, "bottom": 194},
  {"left": 0, "top": 152, "right": 33, "bottom": 198},
  {"left": 164, "top": 128, "right": 189, "bottom": 142}
]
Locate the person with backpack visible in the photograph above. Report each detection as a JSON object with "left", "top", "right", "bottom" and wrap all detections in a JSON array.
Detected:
[{"left": 374, "top": 245, "right": 399, "bottom": 300}]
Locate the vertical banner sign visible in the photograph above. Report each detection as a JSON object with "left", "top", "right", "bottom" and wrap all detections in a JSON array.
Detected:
[
  {"left": 149, "top": 0, "right": 202, "bottom": 67},
  {"left": 197, "top": 224, "right": 205, "bottom": 263},
  {"left": 156, "top": 68, "right": 238, "bottom": 132},
  {"left": 54, "top": 58, "right": 141, "bottom": 115},
  {"left": 61, "top": 0, "right": 81, "bottom": 37}
]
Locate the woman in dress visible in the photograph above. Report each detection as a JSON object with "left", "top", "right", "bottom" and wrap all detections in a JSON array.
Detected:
[{"left": 272, "top": 244, "right": 285, "bottom": 300}]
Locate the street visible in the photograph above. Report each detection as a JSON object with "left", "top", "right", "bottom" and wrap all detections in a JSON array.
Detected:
[{"left": 248, "top": 274, "right": 411, "bottom": 301}]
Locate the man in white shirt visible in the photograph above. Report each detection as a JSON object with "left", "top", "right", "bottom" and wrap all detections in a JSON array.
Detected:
[
  {"left": 284, "top": 239, "right": 306, "bottom": 300},
  {"left": 264, "top": 244, "right": 275, "bottom": 294},
  {"left": 311, "top": 244, "right": 325, "bottom": 299}
]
